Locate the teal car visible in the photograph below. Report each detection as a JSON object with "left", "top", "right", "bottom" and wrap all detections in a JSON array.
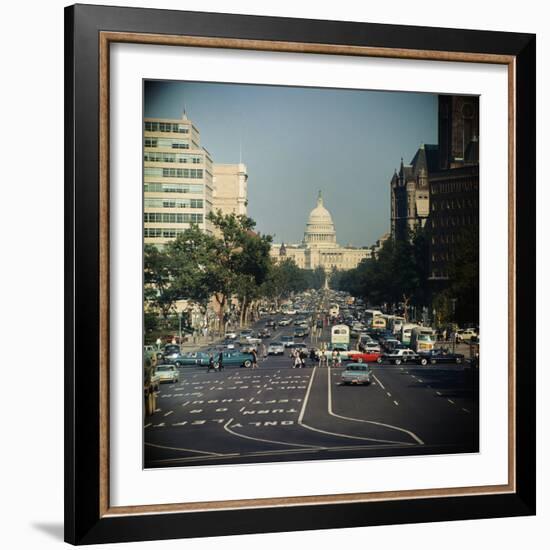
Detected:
[{"left": 215, "top": 351, "right": 255, "bottom": 368}]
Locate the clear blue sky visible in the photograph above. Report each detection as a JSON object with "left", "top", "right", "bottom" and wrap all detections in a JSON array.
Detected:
[{"left": 144, "top": 80, "right": 438, "bottom": 246}]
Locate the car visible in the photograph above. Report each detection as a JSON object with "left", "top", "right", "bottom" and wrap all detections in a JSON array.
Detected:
[
  {"left": 457, "top": 328, "right": 478, "bottom": 342},
  {"left": 222, "top": 339, "right": 237, "bottom": 350},
  {"left": 278, "top": 318, "right": 292, "bottom": 327},
  {"left": 155, "top": 364, "right": 179, "bottom": 383},
  {"left": 348, "top": 351, "right": 383, "bottom": 363},
  {"left": 340, "top": 363, "right": 373, "bottom": 385},
  {"left": 258, "top": 328, "right": 272, "bottom": 338},
  {"left": 265, "top": 319, "right": 276, "bottom": 328},
  {"left": 381, "top": 348, "right": 420, "bottom": 365},
  {"left": 267, "top": 341, "right": 285, "bottom": 355},
  {"left": 317, "top": 344, "right": 356, "bottom": 360},
  {"left": 164, "top": 351, "right": 205, "bottom": 367},
  {"left": 294, "top": 327, "right": 309, "bottom": 338},
  {"left": 419, "top": 349, "right": 465, "bottom": 365},
  {"left": 224, "top": 331, "right": 238, "bottom": 340},
  {"left": 210, "top": 351, "right": 256, "bottom": 368},
  {"left": 281, "top": 335, "right": 295, "bottom": 348},
  {"left": 363, "top": 343, "right": 381, "bottom": 353},
  {"left": 382, "top": 338, "right": 401, "bottom": 352}
]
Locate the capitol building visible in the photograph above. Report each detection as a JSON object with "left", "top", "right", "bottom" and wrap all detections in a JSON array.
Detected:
[{"left": 270, "top": 192, "right": 371, "bottom": 271}]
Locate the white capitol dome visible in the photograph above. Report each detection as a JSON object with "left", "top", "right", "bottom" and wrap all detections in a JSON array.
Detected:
[{"left": 303, "top": 191, "right": 337, "bottom": 249}]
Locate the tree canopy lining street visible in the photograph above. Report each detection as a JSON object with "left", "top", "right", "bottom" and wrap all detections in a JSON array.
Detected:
[{"left": 144, "top": 211, "right": 327, "bottom": 332}]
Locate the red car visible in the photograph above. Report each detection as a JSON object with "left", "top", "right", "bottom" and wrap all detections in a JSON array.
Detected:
[{"left": 348, "top": 351, "right": 382, "bottom": 364}]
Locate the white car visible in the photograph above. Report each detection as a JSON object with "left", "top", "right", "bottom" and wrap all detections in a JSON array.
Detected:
[
  {"left": 268, "top": 342, "right": 285, "bottom": 355},
  {"left": 155, "top": 364, "right": 179, "bottom": 383},
  {"left": 278, "top": 319, "right": 292, "bottom": 326},
  {"left": 458, "top": 328, "right": 478, "bottom": 342},
  {"left": 224, "top": 331, "right": 237, "bottom": 340}
]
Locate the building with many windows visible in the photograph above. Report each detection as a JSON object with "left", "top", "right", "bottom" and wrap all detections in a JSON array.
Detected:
[
  {"left": 270, "top": 192, "right": 371, "bottom": 271},
  {"left": 389, "top": 94, "right": 479, "bottom": 280},
  {"left": 212, "top": 163, "right": 249, "bottom": 217},
  {"left": 143, "top": 112, "right": 214, "bottom": 246}
]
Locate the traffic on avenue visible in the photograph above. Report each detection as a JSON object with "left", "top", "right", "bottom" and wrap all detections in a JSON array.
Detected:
[{"left": 144, "top": 290, "right": 479, "bottom": 468}]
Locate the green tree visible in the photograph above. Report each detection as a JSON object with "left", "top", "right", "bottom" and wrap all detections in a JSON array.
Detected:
[{"left": 448, "top": 226, "right": 479, "bottom": 325}]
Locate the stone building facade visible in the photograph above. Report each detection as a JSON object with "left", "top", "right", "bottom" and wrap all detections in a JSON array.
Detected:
[{"left": 389, "top": 94, "right": 479, "bottom": 280}]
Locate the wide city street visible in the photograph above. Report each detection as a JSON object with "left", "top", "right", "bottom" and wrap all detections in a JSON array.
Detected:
[{"left": 144, "top": 314, "right": 478, "bottom": 468}]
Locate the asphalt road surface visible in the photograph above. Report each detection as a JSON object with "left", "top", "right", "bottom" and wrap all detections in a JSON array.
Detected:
[{"left": 144, "top": 316, "right": 478, "bottom": 468}]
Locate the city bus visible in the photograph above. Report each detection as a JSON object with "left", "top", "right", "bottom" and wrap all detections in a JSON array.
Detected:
[
  {"left": 400, "top": 323, "right": 419, "bottom": 346},
  {"left": 389, "top": 316, "right": 405, "bottom": 335},
  {"left": 371, "top": 316, "right": 387, "bottom": 330},
  {"left": 410, "top": 327, "right": 435, "bottom": 352},
  {"left": 331, "top": 324, "right": 350, "bottom": 347},
  {"left": 365, "top": 309, "right": 383, "bottom": 327}
]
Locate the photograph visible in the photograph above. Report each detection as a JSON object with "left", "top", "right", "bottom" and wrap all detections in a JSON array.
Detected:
[{"left": 142, "top": 80, "right": 480, "bottom": 469}]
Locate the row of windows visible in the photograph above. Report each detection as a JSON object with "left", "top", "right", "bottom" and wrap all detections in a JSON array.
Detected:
[
  {"left": 431, "top": 180, "right": 477, "bottom": 195},
  {"left": 432, "top": 198, "right": 477, "bottom": 211},
  {"left": 144, "top": 198, "right": 204, "bottom": 209},
  {"left": 145, "top": 228, "right": 188, "bottom": 238},
  {"left": 144, "top": 137, "right": 189, "bottom": 149},
  {"left": 144, "top": 213, "right": 204, "bottom": 224},
  {"left": 144, "top": 151, "right": 202, "bottom": 164},
  {"left": 431, "top": 215, "right": 476, "bottom": 228},
  {"left": 144, "top": 167, "right": 204, "bottom": 179},
  {"left": 144, "top": 121, "right": 189, "bottom": 134},
  {"left": 144, "top": 182, "right": 203, "bottom": 194},
  {"left": 432, "top": 252, "right": 454, "bottom": 263}
]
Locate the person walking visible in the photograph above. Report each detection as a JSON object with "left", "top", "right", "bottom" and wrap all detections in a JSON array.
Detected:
[
  {"left": 336, "top": 350, "right": 342, "bottom": 368},
  {"left": 261, "top": 343, "right": 267, "bottom": 362},
  {"left": 293, "top": 351, "right": 302, "bottom": 369},
  {"left": 309, "top": 347, "right": 317, "bottom": 367},
  {"left": 207, "top": 353, "right": 215, "bottom": 373},
  {"left": 331, "top": 349, "right": 337, "bottom": 368},
  {"left": 217, "top": 351, "right": 224, "bottom": 372},
  {"left": 251, "top": 348, "right": 258, "bottom": 369}
]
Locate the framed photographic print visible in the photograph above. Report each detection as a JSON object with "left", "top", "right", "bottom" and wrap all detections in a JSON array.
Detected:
[{"left": 65, "top": 4, "right": 536, "bottom": 545}]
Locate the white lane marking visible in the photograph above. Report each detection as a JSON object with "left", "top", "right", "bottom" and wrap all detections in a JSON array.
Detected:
[
  {"left": 306, "top": 367, "right": 417, "bottom": 445},
  {"left": 144, "top": 423, "right": 152, "bottom": 428},
  {"left": 164, "top": 411, "right": 173, "bottom": 417},
  {"left": 223, "top": 418, "right": 322, "bottom": 449},
  {"left": 436, "top": 391, "right": 442, "bottom": 396},
  {"left": 334, "top": 369, "right": 424, "bottom": 445},
  {"left": 462, "top": 408, "right": 470, "bottom": 413},
  {"left": 447, "top": 399, "right": 455, "bottom": 405},
  {"left": 297, "top": 368, "right": 316, "bottom": 423},
  {"left": 144, "top": 441, "right": 225, "bottom": 456},
  {"left": 372, "top": 374, "right": 386, "bottom": 390},
  {"left": 417, "top": 379, "right": 423, "bottom": 383},
  {"left": 386, "top": 392, "right": 392, "bottom": 398},
  {"left": 181, "top": 401, "right": 190, "bottom": 408}
]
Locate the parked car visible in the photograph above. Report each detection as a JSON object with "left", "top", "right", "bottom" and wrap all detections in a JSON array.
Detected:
[
  {"left": 457, "top": 328, "right": 478, "bottom": 342},
  {"left": 267, "top": 341, "right": 284, "bottom": 355},
  {"left": 381, "top": 348, "right": 420, "bottom": 365},
  {"left": 278, "top": 318, "right": 292, "bottom": 326},
  {"left": 348, "top": 351, "right": 383, "bottom": 364},
  {"left": 340, "top": 363, "right": 373, "bottom": 385},
  {"left": 155, "top": 364, "right": 179, "bottom": 383},
  {"left": 164, "top": 351, "right": 206, "bottom": 367}
]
